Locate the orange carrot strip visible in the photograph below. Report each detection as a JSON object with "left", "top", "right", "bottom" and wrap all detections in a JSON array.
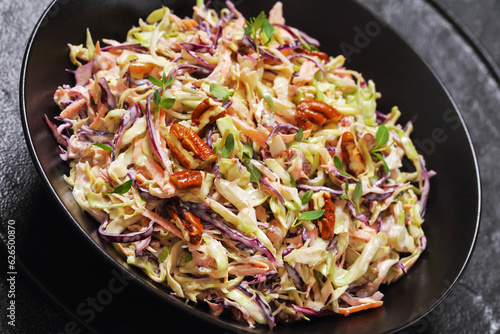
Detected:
[
  {"left": 142, "top": 209, "right": 184, "bottom": 240},
  {"left": 338, "top": 301, "right": 383, "bottom": 316},
  {"left": 60, "top": 98, "right": 86, "bottom": 118}
]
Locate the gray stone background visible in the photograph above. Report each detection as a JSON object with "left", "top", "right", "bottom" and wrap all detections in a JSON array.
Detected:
[{"left": 1, "top": 0, "right": 499, "bottom": 333}]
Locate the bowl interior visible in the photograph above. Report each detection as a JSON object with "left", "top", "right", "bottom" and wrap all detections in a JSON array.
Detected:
[{"left": 21, "top": 0, "right": 480, "bottom": 333}]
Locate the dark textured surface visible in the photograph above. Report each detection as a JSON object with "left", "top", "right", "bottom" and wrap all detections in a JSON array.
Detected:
[{"left": 0, "top": 1, "right": 498, "bottom": 334}]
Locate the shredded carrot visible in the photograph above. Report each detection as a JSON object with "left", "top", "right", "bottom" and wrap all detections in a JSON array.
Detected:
[
  {"left": 60, "top": 98, "right": 86, "bottom": 118},
  {"left": 89, "top": 104, "right": 108, "bottom": 129},
  {"left": 182, "top": 19, "right": 198, "bottom": 30},
  {"left": 142, "top": 208, "right": 183, "bottom": 240},
  {"left": 338, "top": 301, "right": 383, "bottom": 316}
]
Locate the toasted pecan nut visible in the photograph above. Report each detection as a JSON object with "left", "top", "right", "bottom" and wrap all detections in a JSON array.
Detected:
[
  {"left": 171, "top": 170, "right": 203, "bottom": 189},
  {"left": 167, "top": 123, "right": 217, "bottom": 169},
  {"left": 341, "top": 131, "right": 365, "bottom": 176},
  {"left": 296, "top": 100, "right": 342, "bottom": 129},
  {"left": 167, "top": 207, "right": 203, "bottom": 245},
  {"left": 319, "top": 193, "right": 335, "bottom": 240},
  {"left": 192, "top": 98, "right": 227, "bottom": 129}
]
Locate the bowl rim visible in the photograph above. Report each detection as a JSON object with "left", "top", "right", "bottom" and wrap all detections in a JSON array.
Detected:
[{"left": 19, "top": 0, "right": 482, "bottom": 333}]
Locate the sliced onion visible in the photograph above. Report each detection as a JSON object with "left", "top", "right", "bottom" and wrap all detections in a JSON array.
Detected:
[{"left": 98, "top": 221, "right": 154, "bottom": 243}]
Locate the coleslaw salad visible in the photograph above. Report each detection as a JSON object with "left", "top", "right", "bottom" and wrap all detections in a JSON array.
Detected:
[{"left": 46, "top": 1, "right": 434, "bottom": 328}]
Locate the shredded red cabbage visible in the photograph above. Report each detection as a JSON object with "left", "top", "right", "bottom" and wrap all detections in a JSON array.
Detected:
[
  {"left": 362, "top": 190, "right": 394, "bottom": 202},
  {"left": 97, "top": 77, "right": 116, "bottom": 110},
  {"left": 75, "top": 60, "right": 94, "bottom": 86},
  {"left": 295, "top": 184, "right": 343, "bottom": 197},
  {"left": 241, "top": 34, "right": 280, "bottom": 62},
  {"left": 112, "top": 103, "right": 141, "bottom": 159},
  {"left": 177, "top": 65, "right": 212, "bottom": 78},
  {"left": 191, "top": 206, "right": 280, "bottom": 265},
  {"left": 272, "top": 23, "right": 320, "bottom": 47},
  {"left": 260, "top": 177, "right": 285, "bottom": 205},
  {"left": 184, "top": 49, "right": 216, "bottom": 69},
  {"left": 145, "top": 93, "right": 170, "bottom": 168},
  {"left": 287, "top": 53, "right": 326, "bottom": 78},
  {"left": 44, "top": 114, "right": 69, "bottom": 147},
  {"left": 346, "top": 201, "right": 370, "bottom": 224},
  {"left": 236, "top": 284, "right": 276, "bottom": 329},
  {"left": 98, "top": 221, "right": 154, "bottom": 243},
  {"left": 179, "top": 42, "right": 214, "bottom": 54},
  {"left": 266, "top": 123, "right": 299, "bottom": 143}
]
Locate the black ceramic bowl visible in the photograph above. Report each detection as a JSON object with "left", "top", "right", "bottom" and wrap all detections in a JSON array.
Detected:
[{"left": 20, "top": 0, "right": 481, "bottom": 333}]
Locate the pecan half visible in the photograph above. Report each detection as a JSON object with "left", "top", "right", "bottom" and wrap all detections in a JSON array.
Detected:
[
  {"left": 319, "top": 193, "right": 335, "bottom": 240},
  {"left": 171, "top": 170, "right": 203, "bottom": 189},
  {"left": 166, "top": 123, "right": 217, "bottom": 169},
  {"left": 191, "top": 98, "right": 226, "bottom": 130},
  {"left": 296, "top": 100, "right": 342, "bottom": 129},
  {"left": 341, "top": 131, "right": 365, "bottom": 176},
  {"left": 167, "top": 207, "right": 203, "bottom": 245}
]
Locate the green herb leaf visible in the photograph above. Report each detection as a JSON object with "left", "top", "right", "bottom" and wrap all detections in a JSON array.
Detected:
[
  {"left": 334, "top": 155, "right": 344, "bottom": 170},
  {"left": 158, "top": 248, "right": 169, "bottom": 263},
  {"left": 149, "top": 75, "right": 164, "bottom": 88},
  {"left": 222, "top": 133, "right": 235, "bottom": 158},
  {"left": 210, "top": 83, "right": 234, "bottom": 100},
  {"left": 352, "top": 180, "right": 363, "bottom": 213},
  {"left": 165, "top": 75, "right": 174, "bottom": 86},
  {"left": 300, "top": 190, "right": 314, "bottom": 206},
  {"left": 374, "top": 152, "right": 390, "bottom": 174},
  {"left": 92, "top": 143, "right": 112, "bottom": 152},
  {"left": 288, "top": 172, "right": 296, "bottom": 187},
  {"left": 158, "top": 97, "right": 176, "bottom": 110},
  {"left": 243, "top": 142, "right": 254, "bottom": 158},
  {"left": 374, "top": 125, "right": 389, "bottom": 149},
  {"left": 298, "top": 209, "right": 325, "bottom": 221},
  {"left": 295, "top": 128, "right": 303, "bottom": 142},
  {"left": 262, "top": 19, "right": 275, "bottom": 45},
  {"left": 245, "top": 161, "right": 262, "bottom": 185},
  {"left": 184, "top": 252, "right": 193, "bottom": 263},
  {"left": 153, "top": 89, "right": 161, "bottom": 106},
  {"left": 109, "top": 179, "right": 133, "bottom": 195}
]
